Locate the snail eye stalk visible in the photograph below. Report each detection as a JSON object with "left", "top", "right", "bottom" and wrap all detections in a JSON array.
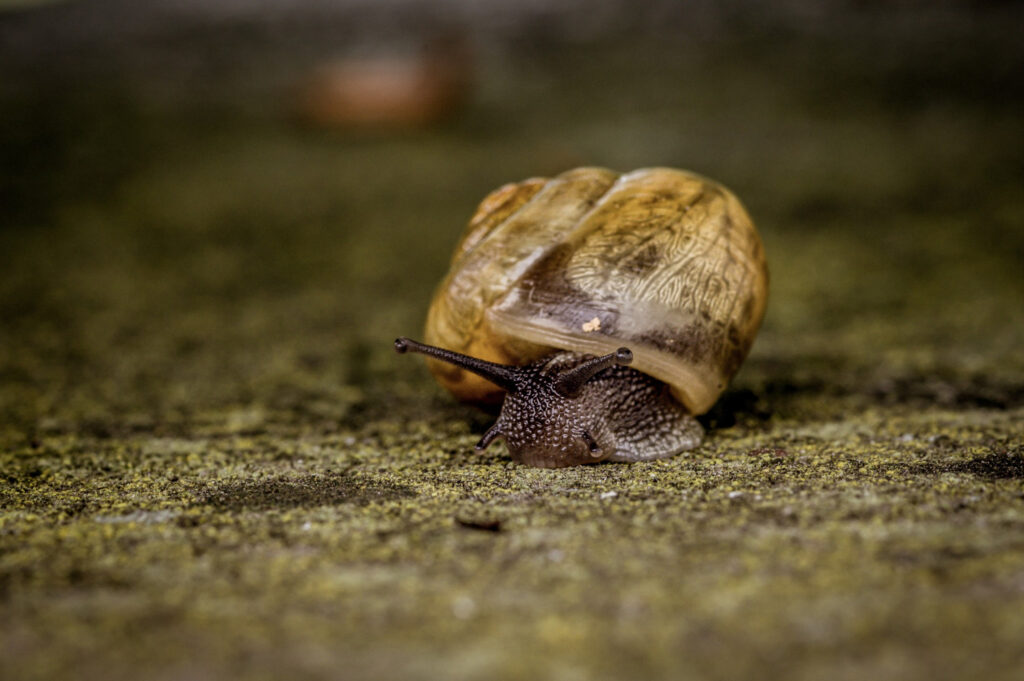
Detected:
[
  {"left": 394, "top": 337, "right": 521, "bottom": 393},
  {"left": 553, "top": 348, "right": 633, "bottom": 398}
]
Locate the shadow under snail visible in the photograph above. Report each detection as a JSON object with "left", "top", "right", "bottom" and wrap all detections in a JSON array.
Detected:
[{"left": 396, "top": 166, "right": 768, "bottom": 468}]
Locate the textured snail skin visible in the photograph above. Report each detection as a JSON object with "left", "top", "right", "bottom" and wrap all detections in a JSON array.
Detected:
[
  {"left": 395, "top": 339, "right": 702, "bottom": 467},
  {"left": 493, "top": 352, "right": 703, "bottom": 468},
  {"left": 425, "top": 166, "right": 768, "bottom": 416}
]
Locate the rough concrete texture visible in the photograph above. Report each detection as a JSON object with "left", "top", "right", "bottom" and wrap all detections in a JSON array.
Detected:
[{"left": 2, "top": 12, "right": 1024, "bottom": 681}]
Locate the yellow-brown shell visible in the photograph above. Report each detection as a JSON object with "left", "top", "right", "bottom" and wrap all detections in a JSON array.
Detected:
[{"left": 424, "top": 166, "right": 769, "bottom": 414}]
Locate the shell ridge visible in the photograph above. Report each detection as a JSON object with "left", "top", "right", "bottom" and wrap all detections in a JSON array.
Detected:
[
  {"left": 451, "top": 177, "right": 551, "bottom": 268},
  {"left": 551, "top": 168, "right": 630, "bottom": 242},
  {"left": 495, "top": 168, "right": 623, "bottom": 296},
  {"left": 585, "top": 171, "right": 715, "bottom": 308},
  {"left": 495, "top": 169, "right": 630, "bottom": 302},
  {"left": 536, "top": 170, "right": 688, "bottom": 301}
]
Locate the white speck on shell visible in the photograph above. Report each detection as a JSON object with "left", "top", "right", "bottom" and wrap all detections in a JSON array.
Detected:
[{"left": 452, "top": 595, "right": 477, "bottom": 620}]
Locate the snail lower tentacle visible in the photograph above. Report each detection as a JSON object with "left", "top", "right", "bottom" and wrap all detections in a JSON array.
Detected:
[{"left": 475, "top": 422, "right": 502, "bottom": 451}]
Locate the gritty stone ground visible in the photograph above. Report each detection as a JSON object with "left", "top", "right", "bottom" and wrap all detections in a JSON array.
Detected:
[{"left": 2, "top": 8, "right": 1024, "bottom": 681}]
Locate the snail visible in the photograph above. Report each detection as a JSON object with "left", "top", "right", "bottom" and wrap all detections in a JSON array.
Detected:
[{"left": 396, "top": 166, "right": 768, "bottom": 468}]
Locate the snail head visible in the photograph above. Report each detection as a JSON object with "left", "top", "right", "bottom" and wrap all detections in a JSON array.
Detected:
[{"left": 394, "top": 337, "right": 633, "bottom": 467}]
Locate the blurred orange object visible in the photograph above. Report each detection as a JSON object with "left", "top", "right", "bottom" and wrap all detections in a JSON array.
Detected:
[{"left": 297, "top": 33, "right": 473, "bottom": 129}]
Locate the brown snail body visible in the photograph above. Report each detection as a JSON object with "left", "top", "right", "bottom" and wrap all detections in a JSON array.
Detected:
[{"left": 398, "top": 167, "right": 768, "bottom": 468}]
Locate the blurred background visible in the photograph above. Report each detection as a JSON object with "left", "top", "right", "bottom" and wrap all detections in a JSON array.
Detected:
[
  {"left": 2, "top": 0, "right": 1023, "bottom": 439},
  {"left": 3, "top": 2, "right": 1024, "bottom": 680}
]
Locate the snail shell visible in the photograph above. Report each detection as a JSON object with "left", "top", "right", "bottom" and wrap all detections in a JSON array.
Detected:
[{"left": 424, "top": 166, "right": 768, "bottom": 415}]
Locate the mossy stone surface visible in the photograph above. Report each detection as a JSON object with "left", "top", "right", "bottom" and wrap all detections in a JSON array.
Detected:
[{"left": 2, "top": 19, "right": 1024, "bottom": 681}]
